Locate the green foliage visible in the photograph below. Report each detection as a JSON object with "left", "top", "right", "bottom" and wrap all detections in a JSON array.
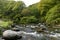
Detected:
[
  {"left": 21, "top": 8, "right": 31, "bottom": 16},
  {"left": 0, "top": 1, "right": 25, "bottom": 19},
  {"left": 21, "top": 3, "right": 40, "bottom": 23},
  {"left": 0, "top": 0, "right": 60, "bottom": 26},
  {"left": 46, "top": 4, "right": 60, "bottom": 25},
  {"left": 0, "top": 0, "right": 26, "bottom": 24},
  {"left": 0, "top": 20, "right": 13, "bottom": 28},
  {"left": 29, "top": 3, "right": 40, "bottom": 18},
  {"left": 38, "top": 0, "right": 60, "bottom": 23},
  {"left": 39, "top": 0, "right": 60, "bottom": 15},
  {"left": 20, "top": 16, "right": 38, "bottom": 24}
]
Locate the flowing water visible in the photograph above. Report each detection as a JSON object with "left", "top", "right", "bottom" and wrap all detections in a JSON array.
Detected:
[{"left": 1, "top": 24, "right": 60, "bottom": 40}]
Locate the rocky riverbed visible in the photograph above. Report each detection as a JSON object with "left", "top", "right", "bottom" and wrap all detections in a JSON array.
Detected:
[
  {"left": 1, "top": 24, "right": 60, "bottom": 40},
  {"left": 1, "top": 31, "right": 60, "bottom": 40}
]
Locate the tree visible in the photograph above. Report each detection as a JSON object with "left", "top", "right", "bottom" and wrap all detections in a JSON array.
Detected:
[
  {"left": 29, "top": 3, "right": 40, "bottom": 18},
  {"left": 0, "top": 0, "right": 26, "bottom": 24},
  {"left": 21, "top": 8, "right": 31, "bottom": 16},
  {"left": 20, "top": 16, "right": 38, "bottom": 24},
  {"left": 38, "top": 0, "right": 60, "bottom": 23},
  {"left": 46, "top": 4, "right": 60, "bottom": 25}
]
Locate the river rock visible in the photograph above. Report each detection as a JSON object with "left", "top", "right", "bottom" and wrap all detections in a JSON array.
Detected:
[{"left": 2, "top": 30, "right": 22, "bottom": 40}]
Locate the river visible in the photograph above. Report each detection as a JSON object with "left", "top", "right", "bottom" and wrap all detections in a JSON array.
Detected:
[{"left": 1, "top": 24, "right": 60, "bottom": 40}]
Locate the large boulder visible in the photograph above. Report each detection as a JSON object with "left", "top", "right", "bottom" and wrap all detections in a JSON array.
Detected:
[{"left": 2, "top": 30, "right": 22, "bottom": 40}]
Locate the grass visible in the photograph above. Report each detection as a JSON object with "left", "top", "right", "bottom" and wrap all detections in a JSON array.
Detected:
[{"left": 0, "top": 20, "right": 13, "bottom": 28}]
